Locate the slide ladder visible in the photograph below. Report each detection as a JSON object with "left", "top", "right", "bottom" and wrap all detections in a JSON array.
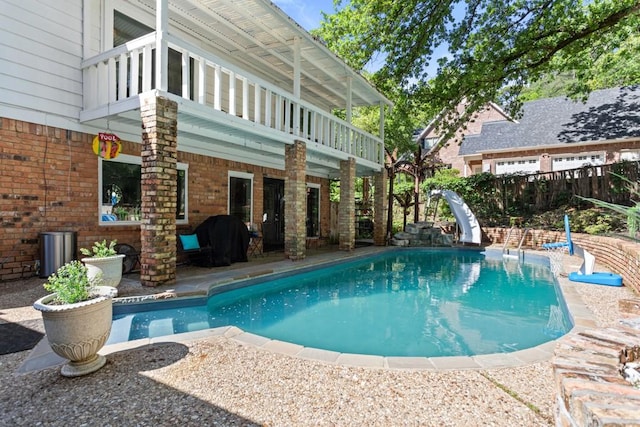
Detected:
[{"left": 502, "top": 226, "right": 529, "bottom": 260}]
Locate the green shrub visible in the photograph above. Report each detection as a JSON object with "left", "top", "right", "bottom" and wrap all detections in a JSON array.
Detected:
[
  {"left": 43, "top": 261, "right": 99, "bottom": 304},
  {"left": 80, "top": 239, "right": 117, "bottom": 258}
]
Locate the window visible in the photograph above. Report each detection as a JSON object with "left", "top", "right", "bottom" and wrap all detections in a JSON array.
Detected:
[
  {"left": 100, "top": 154, "right": 187, "bottom": 224},
  {"left": 114, "top": 10, "right": 194, "bottom": 99},
  {"left": 229, "top": 172, "right": 253, "bottom": 225},
  {"left": 306, "top": 184, "right": 320, "bottom": 237}
]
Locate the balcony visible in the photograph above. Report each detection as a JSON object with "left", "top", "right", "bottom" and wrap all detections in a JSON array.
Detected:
[{"left": 80, "top": 33, "right": 385, "bottom": 176}]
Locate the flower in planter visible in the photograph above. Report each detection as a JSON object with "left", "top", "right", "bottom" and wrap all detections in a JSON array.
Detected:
[{"left": 80, "top": 240, "right": 117, "bottom": 258}]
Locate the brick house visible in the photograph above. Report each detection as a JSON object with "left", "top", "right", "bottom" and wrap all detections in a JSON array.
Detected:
[
  {"left": 420, "top": 86, "right": 640, "bottom": 176},
  {"left": 0, "top": 0, "right": 391, "bottom": 284},
  {"left": 416, "top": 102, "right": 511, "bottom": 175}
]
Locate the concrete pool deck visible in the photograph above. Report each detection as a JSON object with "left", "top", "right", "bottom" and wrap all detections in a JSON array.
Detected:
[
  {"left": 2, "top": 244, "right": 637, "bottom": 426},
  {"left": 17, "top": 245, "right": 599, "bottom": 374}
]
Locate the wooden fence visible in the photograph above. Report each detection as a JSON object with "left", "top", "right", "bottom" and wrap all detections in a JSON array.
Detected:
[{"left": 479, "top": 160, "right": 640, "bottom": 216}]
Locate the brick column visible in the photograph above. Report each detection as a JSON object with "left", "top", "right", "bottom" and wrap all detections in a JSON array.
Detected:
[
  {"left": 139, "top": 95, "right": 177, "bottom": 287},
  {"left": 284, "top": 141, "right": 306, "bottom": 260},
  {"left": 339, "top": 158, "right": 356, "bottom": 251},
  {"left": 373, "top": 169, "right": 388, "bottom": 246}
]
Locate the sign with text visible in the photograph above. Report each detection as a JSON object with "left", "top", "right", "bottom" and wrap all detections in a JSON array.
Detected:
[{"left": 92, "top": 132, "right": 122, "bottom": 159}]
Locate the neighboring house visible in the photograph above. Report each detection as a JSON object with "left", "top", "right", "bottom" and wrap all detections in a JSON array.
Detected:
[
  {"left": 416, "top": 102, "right": 511, "bottom": 176},
  {"left": 0, "top": 0, "right": 391, "bottom": 283},
  {"left": 424, "top": 87, "right": 640, "bottom": 176}
]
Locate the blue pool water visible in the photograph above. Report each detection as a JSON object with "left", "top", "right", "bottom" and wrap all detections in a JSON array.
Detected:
[{"left": 109, "top": 249, "right": 572, "bottom": 357}]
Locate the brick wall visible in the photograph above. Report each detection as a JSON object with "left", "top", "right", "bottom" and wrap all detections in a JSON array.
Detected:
[
  {"left": 484, "top": 226, "right": 640, "bottom": 295},
  {"left": 428, "top": 104, "right": 509, "bottom": 174},
  {"left": 0, "top": 117, "right": 330, "bottom": 281}
]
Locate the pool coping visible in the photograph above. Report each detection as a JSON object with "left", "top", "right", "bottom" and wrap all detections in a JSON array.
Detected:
[{"left": 17, "top": 247, "right": 597, "bottom": 374}]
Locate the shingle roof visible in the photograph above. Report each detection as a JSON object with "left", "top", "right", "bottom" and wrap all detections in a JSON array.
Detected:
[{"left": 459, "top": 86, "right": 640, "bottom": 156}]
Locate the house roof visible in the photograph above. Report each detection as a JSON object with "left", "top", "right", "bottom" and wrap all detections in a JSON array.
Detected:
[
  {"left": 132, "top": 0, "right": 392, "bottom": 111},
  {"left": 459, "top": 86, "right": 640, "bottom": 156}
]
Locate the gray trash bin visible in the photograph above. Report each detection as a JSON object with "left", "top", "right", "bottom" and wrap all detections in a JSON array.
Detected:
[{"left": 39, "top": 231, "right": 77, "bottom": 278}]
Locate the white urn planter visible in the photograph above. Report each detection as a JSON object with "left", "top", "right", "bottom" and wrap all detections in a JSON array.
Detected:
[
  {"left": 33, "top": 286, "right": 115, "bottom": 377},
  {"left": 82, "top": 254, "right": 125, "bottom": 288}
]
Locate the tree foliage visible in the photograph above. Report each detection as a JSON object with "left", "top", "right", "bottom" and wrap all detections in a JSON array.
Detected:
[{"left": 317, "top": 0, "right": 640, "bottom": 138}]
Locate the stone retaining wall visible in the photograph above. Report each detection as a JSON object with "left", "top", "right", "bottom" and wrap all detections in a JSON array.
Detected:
[{"left": 553, "top": 324, "right": 640, "bottom": 425}]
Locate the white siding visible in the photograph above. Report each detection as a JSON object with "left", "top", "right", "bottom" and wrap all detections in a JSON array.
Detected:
[{"left": 0, "top": 0, "right": 83, "bottom": 122}]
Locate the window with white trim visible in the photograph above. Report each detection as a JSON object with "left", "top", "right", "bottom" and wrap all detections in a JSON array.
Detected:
[
  {"left": 99, "top": 154, "right": 188, "bottom": 224},
  {"left": 229, "top": 172, "right": 253, "bottom": 225}
]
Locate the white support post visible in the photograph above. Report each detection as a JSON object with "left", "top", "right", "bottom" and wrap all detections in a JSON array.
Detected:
[
  {"left": 242, "top": 77, "right": 249, "bottom": 120},
  {"left": 265, "top": 90, "right": 272, "bottom": 128},
  {"left": 310, "top": 111, "right": 316, "bottom": 142},
  {"left": 156, "top": 0, "right": 168, "bottom": 92},
  {"left": 292, "top": 38, "right": 301, "bottom": 136},
  {"left": 229, "top": 71, "right": 236, "bottom": 116},
  {"left": 107, "top": 57, "right": 117, "bottom": 103},
  {"left": 302, "top": 107, "right": 309, "bottom": 139},
  {"left": 285, "top": 98, "right": 291, "bottom": 133},
  {"left": 275, "top": 94, "right": 282, "bottom": 131},
  {"left": 181, "top": 50, "right": 190, "bottom": 99},
  {"left": 130, "top": 49, "right": 140, "bottom": 95},
  {"left": 118, "top": 53, "right": 128, "bottom": 100},
  {"left": 254, "top": 83, "right": 262, "bottom": 124},
  {"left": 97, "top": 61, "right": 107, "bottom": 106},
  {"left": 197, "top": 57, "right": 206, "bottom": 104},
  {"left": 142, "top": 45, "right": 152, "bottom": 91},
  {"left": 214, "top": 65, "right": 222, "bottom": 110}
]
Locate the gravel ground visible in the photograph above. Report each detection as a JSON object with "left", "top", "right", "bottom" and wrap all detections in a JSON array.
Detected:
[{"left": 0, "top": 251, "right": 637, "bottom": 427}]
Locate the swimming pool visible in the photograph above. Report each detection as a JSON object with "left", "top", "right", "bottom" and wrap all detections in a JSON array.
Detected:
[{"left": 109, "top": 248, "right": 572, "bottom": 357}]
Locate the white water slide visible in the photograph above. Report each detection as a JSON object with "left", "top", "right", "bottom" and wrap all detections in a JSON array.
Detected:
[{"left": 430, "top": 190, "right": 482, "bottom": 244}]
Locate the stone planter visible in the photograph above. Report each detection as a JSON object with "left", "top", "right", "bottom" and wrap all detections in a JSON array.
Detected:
[
  {"left": 33, "top": 286, "right": 115, "bottom": 377},
  {"left": 82, "top": 254, "right": 125, "bottom": 288}
]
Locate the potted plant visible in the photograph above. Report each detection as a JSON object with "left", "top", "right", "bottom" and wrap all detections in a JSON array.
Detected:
[
  {"left": 80, "top": 239, "right": 125, "bottom": 288},
  {"left": 33, "top": 261, "right": 116, "bottom": 377},
  {"left": 114, "top": 206, "right": 129, "bottom": 221}
]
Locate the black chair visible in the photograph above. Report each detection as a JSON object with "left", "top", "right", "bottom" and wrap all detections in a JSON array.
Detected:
[{"left": 177, "top": 233, "right": 212, "bottom": 267}]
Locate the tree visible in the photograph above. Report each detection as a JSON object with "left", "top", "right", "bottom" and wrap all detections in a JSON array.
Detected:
[
  {"left": 317, "top": 0, "right": 640, "bottom": 139},
  {"left": 521, "top": 30, "right": 640, "bottom": 101}
]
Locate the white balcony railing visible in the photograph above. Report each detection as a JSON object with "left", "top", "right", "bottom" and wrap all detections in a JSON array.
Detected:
[{"left": 81, "top": 33, "right": 384, "bottom": 166}]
